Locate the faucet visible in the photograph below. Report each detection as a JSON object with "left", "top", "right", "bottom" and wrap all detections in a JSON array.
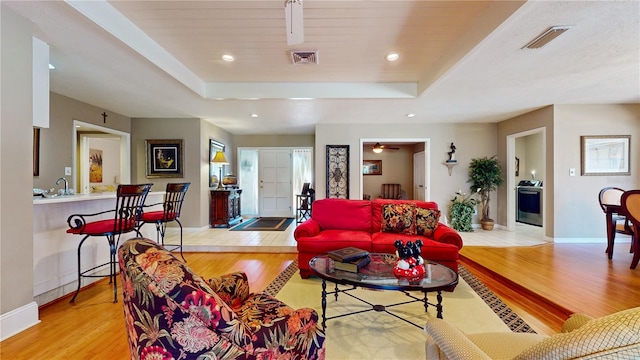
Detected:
[{"left": 56, "top": 177, "right": 69, "bottom": 195}]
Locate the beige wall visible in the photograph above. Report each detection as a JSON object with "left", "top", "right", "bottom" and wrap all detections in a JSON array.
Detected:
[
  {"left": 498, "top": 104, "right": 640, "bottom": 240},
  {"left": 131, "top": 118, "right": 234, "bottom": 228},
  {"left": 1, "top": 4, "right": 37, "bottom": 324},
  {"left": 202, "top": 120, "right": 235, "bottom": 226},
  {"left": 552, "top": 104, "right": 640, "bottom": 239},
  {"left": 234, "top": 134, "right": 314, "bottom": 149},
  {"left": 34, "top": 93, "right": 131, "bottom": 191},
  {"left": 497, "top": 106, "right": 554, "bottom": 235},
  {"left": 515, "top": 132, "right": 544, "bottom": 182},
  {"left": 315, "top": 122, "right": 498, "bottom": 222},
  {"left": 35, "top": 100, "right": 237, "bottom": 230}
]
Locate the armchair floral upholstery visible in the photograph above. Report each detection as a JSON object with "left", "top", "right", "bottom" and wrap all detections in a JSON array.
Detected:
[{"left": 118, "top": 238, "right": 325, "bottom": 360}]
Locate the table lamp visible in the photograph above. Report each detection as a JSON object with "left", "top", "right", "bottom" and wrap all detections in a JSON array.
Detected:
[{"left": 211, "top": 151, "right": 229, "bottom": 189}]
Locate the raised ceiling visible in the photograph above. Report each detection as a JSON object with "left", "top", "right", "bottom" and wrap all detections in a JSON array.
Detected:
[{"left": 5, "top": 0, "right": 639, "bottom": 135}]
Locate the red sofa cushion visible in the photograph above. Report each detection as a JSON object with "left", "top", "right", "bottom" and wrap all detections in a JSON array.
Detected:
[
  {"left": 312, "top": 199, "right": 371, "bottom": 232},
  {"left": 371, "top": 199, "right": 438, "bottom": 233},
  {"left": 371, "top": 232, "right": 459, "bottom": 261},
  {"left": 296, "top": 230, "right": 372, "bottom": 253}
]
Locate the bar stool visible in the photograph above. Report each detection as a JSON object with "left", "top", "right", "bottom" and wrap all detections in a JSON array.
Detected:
[
  {"left": 66, "top": 183, "right": 152, "bottom": 303},
  {"left": 137, "top": 182, "right": 190, "bottom": 261}
]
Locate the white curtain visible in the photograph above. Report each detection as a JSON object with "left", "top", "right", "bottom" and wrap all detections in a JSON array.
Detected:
[
  {"left": 239, "top": 149, "right": 259, "bottom": 215},
  {"left": 293, "top": 148, "right": 313, "bottom": 195}
]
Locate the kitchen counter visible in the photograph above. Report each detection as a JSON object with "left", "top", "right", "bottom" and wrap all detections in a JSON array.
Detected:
[
  {"left": 33, "top": 191, "right": 164, "bottom": 305},
  {"left": 32, "top": 191, "right": 164, "bottom": 204}
]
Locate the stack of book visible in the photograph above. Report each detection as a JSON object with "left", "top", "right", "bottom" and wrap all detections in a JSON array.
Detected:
[{"left": 327, "top": 247, "right": 370, "bottom": 273}]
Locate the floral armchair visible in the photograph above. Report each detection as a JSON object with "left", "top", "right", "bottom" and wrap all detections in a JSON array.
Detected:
[{"left": 118, "top": 238, "right": 325, "bottom": 360}]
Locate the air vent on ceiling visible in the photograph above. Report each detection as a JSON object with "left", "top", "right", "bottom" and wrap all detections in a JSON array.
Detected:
[
  {"left": 291, "top": 50, "right": 318, "bottom": 65},
  {"left": 523, "top": 26, "right": 572, "bottom": 49}
]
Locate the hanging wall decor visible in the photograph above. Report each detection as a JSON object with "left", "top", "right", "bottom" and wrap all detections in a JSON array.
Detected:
[
  {"left": 326, "top": 145, "right": 349, "bottom": 198},
  {"left": 580, "top": 135, "right": 631, "bottom": 176},
  {"left": 146, "top": 139, "right": 184, "bottom": 178}
]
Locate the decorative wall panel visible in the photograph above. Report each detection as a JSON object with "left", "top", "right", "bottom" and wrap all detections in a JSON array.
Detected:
[{"left": 326, "top": 145, "right": 349, "bottom": 198}]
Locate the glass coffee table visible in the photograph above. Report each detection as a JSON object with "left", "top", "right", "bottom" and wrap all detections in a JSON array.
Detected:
[{"left": 309, "top": 253, "right": 458, "bottom": 329}]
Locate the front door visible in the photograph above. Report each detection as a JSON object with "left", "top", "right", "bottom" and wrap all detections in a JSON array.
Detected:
[{"left": 259, "top": 149, "right": 292, "bottom": 217}]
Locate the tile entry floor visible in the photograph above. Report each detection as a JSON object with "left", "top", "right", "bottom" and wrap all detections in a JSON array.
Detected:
[{"left": 159, "top": 217, "right": 549, "bottom": 253}]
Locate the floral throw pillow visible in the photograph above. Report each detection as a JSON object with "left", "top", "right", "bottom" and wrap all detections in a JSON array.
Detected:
[
  {"left": 381, "top": 203, "right": 416, "bottom": 234},
  {"left": 415, "top": 208, "right": 440, "bottom": 238}
]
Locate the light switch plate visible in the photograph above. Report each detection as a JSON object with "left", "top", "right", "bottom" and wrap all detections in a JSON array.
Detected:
[
  {"left": 569, "top": 168, "right": 576, "bottom": 176},
  {"left": 65, "top": 167, "right": 72, "bottom": 175}
]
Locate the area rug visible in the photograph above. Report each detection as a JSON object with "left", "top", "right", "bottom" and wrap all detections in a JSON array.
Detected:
[
  {"left": 229, "top": 217, "right": 293, "bottom": 231},
  {"left": 265, "top": 260, "right": 535, "bottom": 360}
]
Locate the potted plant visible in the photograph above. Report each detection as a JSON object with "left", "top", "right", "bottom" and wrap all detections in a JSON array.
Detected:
[
  {"left": 468, "top": 156, "right": 504, "bottom": 230},
  {"left": 448, "top": 191, "right": 478, "bottom": 232}
]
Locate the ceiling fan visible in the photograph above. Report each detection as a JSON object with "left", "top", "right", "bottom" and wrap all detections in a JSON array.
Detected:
[{"left": 371, "top": 142, "right": 400, "bottom": 153}]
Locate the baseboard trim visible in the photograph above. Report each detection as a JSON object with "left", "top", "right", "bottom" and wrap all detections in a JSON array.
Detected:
[
  {"left": 0, "top": 301, "right": 40, "bottom": 341},
  {"left": 553, "top": 237, "right": 628, "bottom": 244}
]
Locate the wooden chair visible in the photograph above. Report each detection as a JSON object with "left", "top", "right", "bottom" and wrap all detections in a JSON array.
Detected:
[
  {"left": 621, "top": 189, "right": 640, "bottom": 269},
  {"left": 379, "top": 183, "right": 403, "bottom": 199},
  {"left": 598, "top": 187, "right": 634, "bottom": 259},
  {"left": 137, "top": 182, "right": 190, "bottom": 261},
  {"left": 66, "top": 183, "right": 152, "bottom": 302}
]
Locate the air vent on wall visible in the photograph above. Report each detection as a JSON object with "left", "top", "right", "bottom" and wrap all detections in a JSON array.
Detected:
[
  {"left": 523, "top": 26, "right": 572, "bottom": 49},
  {"left": 291, "top": 50, "right": 318, "bottom": 65}
]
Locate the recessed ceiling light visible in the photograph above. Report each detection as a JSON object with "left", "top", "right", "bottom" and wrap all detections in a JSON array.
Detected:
[
  {"left": 250, "top": 114, "right": 259, "bottom": 118},
  {"left": 222, "top": 54, "right": 235, "bottom": 62},
  {"left": 406, "top": 113, "right": 415, "bottom": 118},
  {"left": 48, "top": 64, "right": 56, "bottom": 70},
  {"left": 386, "top": 53, "right": 399, "bottom": 61}
]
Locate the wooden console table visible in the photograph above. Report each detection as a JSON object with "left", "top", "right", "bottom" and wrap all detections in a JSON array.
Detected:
[{"left": 210, "top": 189, "right": 242, "bottom": 228}]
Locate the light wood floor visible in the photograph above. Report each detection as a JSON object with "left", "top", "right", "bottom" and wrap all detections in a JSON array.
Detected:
[
  {"left": 460, "top": 242, "right": 640, "bottom": 335},
  {"left": 1, "top": 252, "right": 296, "bottom": 360},
  {"left": 2, "top": 231, "right": 638, "bottom": 358}
]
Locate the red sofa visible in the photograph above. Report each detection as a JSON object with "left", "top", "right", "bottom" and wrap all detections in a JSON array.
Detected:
[{"left": 294, "top": 198, "right": 463, "bottom": 279}]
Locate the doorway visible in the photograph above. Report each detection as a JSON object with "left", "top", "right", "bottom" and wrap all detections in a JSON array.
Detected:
[
  {"left": 507, "top": 128, "right": 545, "bottom": 237},
  {"left": 360, "top": 138, "right": 430, "bottom": 201},
  {"left": 238, "top": 147, "right": 313, "bottom": 218},
  {"left": 72, "top": 120, "right": 130, "bottom": 194}
]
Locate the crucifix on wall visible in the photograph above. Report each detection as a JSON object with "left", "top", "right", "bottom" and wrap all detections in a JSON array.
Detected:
[{"left": 101, "top": 112, "right": 108, "bottom": 123}]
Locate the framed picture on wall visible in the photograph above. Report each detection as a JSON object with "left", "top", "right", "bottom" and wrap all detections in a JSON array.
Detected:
[
  {"left": 326, "top": 145, "right": 349, "bottom": 198},
  {"left": 580, "top": 135, "right": 630, "bottom": 176},
  {"left": 145, "top": 139, "right": 184, "bottom": 178},
  {"left": 362, "top": 160, "right": 382, "bottom": 175}
]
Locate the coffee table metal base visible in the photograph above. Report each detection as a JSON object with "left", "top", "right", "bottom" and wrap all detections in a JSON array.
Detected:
[{"left": 320, "top": 279, "right": 444, "bottom": 330}]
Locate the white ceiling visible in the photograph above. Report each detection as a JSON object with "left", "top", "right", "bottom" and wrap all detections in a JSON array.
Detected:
[{"left": 5, "top": 0, "right": 640, "bottom": 135}]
